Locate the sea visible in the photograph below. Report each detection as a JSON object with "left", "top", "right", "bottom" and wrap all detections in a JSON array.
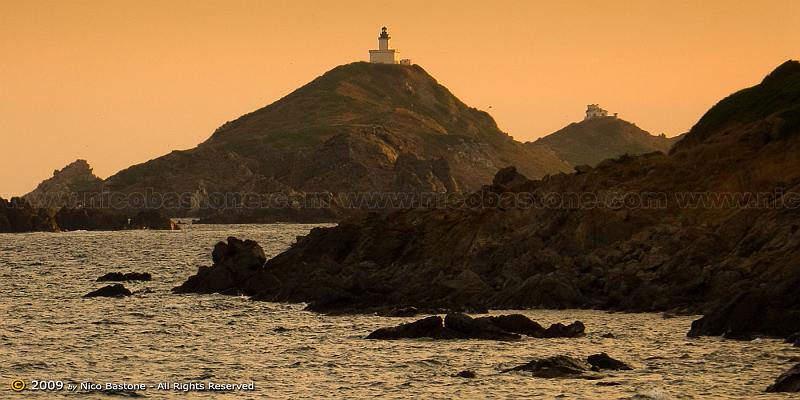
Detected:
[{"left": 1, "top": 224, "right": 797, "bottom": 399}]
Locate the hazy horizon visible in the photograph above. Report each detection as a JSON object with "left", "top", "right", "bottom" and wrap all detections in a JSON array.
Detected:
[{"left": 2, "top": 0, "right": 799, "bottom": 198}]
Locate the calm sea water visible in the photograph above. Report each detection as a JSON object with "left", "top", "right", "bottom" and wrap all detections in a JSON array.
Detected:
[{"left": 1, "top": 224, "right": 797, "bottom": 399}]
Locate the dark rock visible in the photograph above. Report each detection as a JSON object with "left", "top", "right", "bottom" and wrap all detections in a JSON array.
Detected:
[
  {"left": 785, "top": 332, "right": 800, "bottom": 346},
  {"left": 687, "top": 290, "right": 800, "bottom": 340},
  {"left": 543, "top": 321, "right": 586, "bottom": 338},
  {"left": 444, "top": 313, "right": 520, "bottom": 341},
  {"left": 601, "top": 333, "right": 616, "bottom": 338},
  {"left": 474, "top": 314, "right": 545, "bottom": 337},
  {"left": 0, "top": 197, "right": 59, "bottom": 233},
  {"left": 587, "top": 353, "right": 632, "bottom": 371},
  {"left": 128, "top": 210, "right": 179, "bottom": 230},
  {"left": 366, "top": 316, "right": 450, "bottom": 340},
  {"left": 766, "top": 363, "right": 800, "bottom": 392},
  {"left": 453, "top": 370, "right": 476, "bottom": 379},
  {"left": 366, "top": 313, "right": 588, "bottom": 341},
  {"left": 84, "top": 284, "right": 132, "bottom": 298},
  {"left": 492, "top": 166, "right": 529, "bottom": 189},
  {"left": 55, "top": 207, "right": 128, "bottom": 231},
  {"left": 273, "top": 326, "right": 290, "bottom": 333},
  {"left": 173, "top": 237, "right": 267, "bottom": 294},
  {"left": 595, "top": 381, "right": 621, "bottom": 386},
  {"left": 97, "top": 272, "right": 152, "bottom": 282},
  {"left": 501, "top": 355, "right": 591, "bottom": 378},
  {"left": 394, "top": 153, "right": 459, "bottom": 193}
]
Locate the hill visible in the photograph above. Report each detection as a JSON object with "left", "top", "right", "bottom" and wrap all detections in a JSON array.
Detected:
[
  {"left": 527, "top": 117, "right": 675, "bottom": 166},
  {"left": 100, "top": 62, "right": 570, "bottom": 220},
  {"left": 23, "top": 159, "right": 103, "bottom": 208},
  {"left": 175, "top": 60, "right": 800, "bottom": 341}
]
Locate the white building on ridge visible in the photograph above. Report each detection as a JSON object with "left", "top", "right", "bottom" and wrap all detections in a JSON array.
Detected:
[
  {"left": 584, "top": 104, "right": 618, "bottom": 120},
  {"left": 369, "top": 27, "right": 411, "bottom": 65}
]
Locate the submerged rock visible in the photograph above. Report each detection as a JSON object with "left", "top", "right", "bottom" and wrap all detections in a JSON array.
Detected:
[
  {"left": 587, "top": 353, "right": 632, "bottom": 371},
  {"left": 453, "top": 370, "right": 477, "bottom": 379},
  {"left": 766, "top": 363, "right": 800, "bottom": 392},
  {"left": 501, "top": 355, "right": 592, "bottom": 378},
  {"left": 84, "top": 284, "right": 132, "bottom": 298},
  {"left": 97, "top": 272, "right": 152, "bottom": 282}
]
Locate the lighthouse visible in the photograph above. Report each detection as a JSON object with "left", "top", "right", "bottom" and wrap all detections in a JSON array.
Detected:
[{"left": 369, "top": 27, "right": 411, "bottom": 65}]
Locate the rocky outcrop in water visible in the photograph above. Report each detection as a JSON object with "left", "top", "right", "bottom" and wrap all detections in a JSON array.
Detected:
[
  {"left": 503, "top": 354, "right": 632, "bottom": 378},
  {"left": 172, "top": 237, "right": 266, "bottom": 294},
  {"left": 453, "top": 370, "right": 476, "bottom": 379},
  {"left": 0, "top": 197, "right": 59, "bottom": 233},
  {"left": 501, "top": 355, "right": 595, "bottom": 378},
  {"left": 128, "top": 210, "right": 178, "bottom": 230},
  {"left": 55, "top": 207, "right": 129, "bottom": 231},
  {"left": 1, "top": 196, "right": 178, "bottom": 233},
  {"left": 687, "top": 289, "right": 800, "bottom": 340},
  {"left": 97, "top": 272, "right": 152, "bottom": 282},
  {"left": 365, "top": 313, "right": 584, "bottom": 341},
  {"left": 587, "top": 353, "right": 631, "bottom": 371},
  {"left": 766, "top": 363, "right": 800, "bottom": 392},
  {"left": 84, "top": 284, "right": 132, "bottom": 298},
  {"left": 52, "top": 207, "right": 178, "bottom": 231}
]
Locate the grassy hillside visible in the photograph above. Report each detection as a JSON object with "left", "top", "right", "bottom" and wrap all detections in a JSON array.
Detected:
[
  {"left": 102, "top": 62, "right": 569, "bottom": 219},
  {"left": 529, "top": 117, "right": 674, "bottom": 166}
]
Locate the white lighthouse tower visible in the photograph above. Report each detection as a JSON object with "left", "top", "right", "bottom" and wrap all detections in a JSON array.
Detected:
[{"left": 369, "top": 27, "right": 399, "bottom": 64}]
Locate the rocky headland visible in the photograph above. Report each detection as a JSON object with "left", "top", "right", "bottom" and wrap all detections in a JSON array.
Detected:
[{"left": 174, "top": 61, "right": 800, "bottom": 344}]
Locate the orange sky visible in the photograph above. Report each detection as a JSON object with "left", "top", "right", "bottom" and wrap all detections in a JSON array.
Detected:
[{"left": 1, "top": 0, "right": 799, "bottom": 197}]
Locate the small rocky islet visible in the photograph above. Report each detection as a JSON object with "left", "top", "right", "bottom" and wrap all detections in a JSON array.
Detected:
[
  {"left": 83, "top": 284, "right": 132, "bottom": 298},
  {"left": 364, "top": 313, "right": 584, "bottom": 340},
  {"left": 96, "top": 271, "right": 152, "bottom": 282},
  {"left": 501, "top": 353, "right": 631, "bottom": 378}
]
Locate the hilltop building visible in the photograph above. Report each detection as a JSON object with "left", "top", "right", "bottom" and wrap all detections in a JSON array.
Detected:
[
  {"left": 369, "top": 27, "right": 412, "bottom": 65},
  {"left": 585, "top": 104, "right": 618, "bottom": 120}
]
